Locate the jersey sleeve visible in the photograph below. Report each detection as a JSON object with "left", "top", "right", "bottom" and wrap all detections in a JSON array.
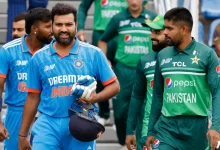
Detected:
[
  {"left": 0, "top": 47, "right": 9, "bottom": 78},
  {"left": 141, "top": 97, "right": 151, "bottom": 137},
  {"left": 147, "top": 57, "right": 164, "bottom": 137},
  {"left": 26, "top": 57, "right": 41, "bottom": 93},
  {"left": 126, "top": 59, "right": 146, "bottom": 135},
  {"left": 207, "top": 49, "right": 220, "bottom": 132},
  {"left": 95, "top": 50, "right": 116, "bottom": 86},
  {"left": 77, "top": 0, "right": 93, "bottom": 31},
  {"left": 100, "top": 16, "right": 119, "bottom": 42}
]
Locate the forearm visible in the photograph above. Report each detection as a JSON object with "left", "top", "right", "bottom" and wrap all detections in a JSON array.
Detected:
[
  {"left": 126, "top": 96, "right": 144, "bottom": 135},
  {"left": 0, "top": 81, "right": 5, "bottom": 124},
  {"left": 77, "top": 0, "right": 93, "bottom": 30},
  {"left": 19, "top": 94, "right": 40, "bottom": 136},
  {"left": 98, "top": 40, "right": 108, "bottom": 56},
  {"left": 210, "top": 95, "right": 220, "bottom": 132},
  {"left": 93, "top": 80, "right": 119, "bottom": 103}
]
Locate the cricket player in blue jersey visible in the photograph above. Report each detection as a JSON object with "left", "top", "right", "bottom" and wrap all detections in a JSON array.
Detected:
[
  {"left": 0, "top": 8, "right": 52, "bottom": 150},
  {"left": 18, "top": 3, "right": 120, "bottom": 150}
]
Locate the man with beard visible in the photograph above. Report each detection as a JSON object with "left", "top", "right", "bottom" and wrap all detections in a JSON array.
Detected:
[
  {"left": 18, "top": 3, "right": 120, "bottom": 150},
  {"left": 12, "top": 12, "right": 27, "bottom": 39},
  {"left": 125, "top": 15, "right": 167, "bottom": 150},
  {"left": 0, "top": 8, "right": 52, "bottom": 150},
  {"left": 146, "top": 7, "right": 220, "bottom": 150}
]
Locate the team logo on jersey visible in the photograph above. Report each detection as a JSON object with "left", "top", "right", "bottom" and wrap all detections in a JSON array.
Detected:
[
  {"left": 142, "top": 146, "right": 147, "bottom": 150},
  {"left": 74, "top": 59, "right": 84, "bottom": 69},
  {"left": 101, "top": 0, "right": 109, "bottom": 8},
  {"left": 216, "top": 65, "right": 220, "bottom": 74},
  {"left": 150, "top": 79, "right": 154, "bottom": 88},
  {"left": 191, "top": 56, "right": 200, "bottom": 64},
  {"left": 165, "top": 77, "right": 172, "bottom": 88},
  {"left": 153, "top": 139, "right": 160, "bottom": 148},
  {"left": 124, "top": 34, "right": 132, "bottom": 43},
  {"left": 87, "top": 146, "right": 92, "bottom": 150}
]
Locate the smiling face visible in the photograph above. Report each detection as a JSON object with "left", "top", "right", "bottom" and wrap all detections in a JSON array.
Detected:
[
  {"left": 164, "top": 19, "right": 184, "bottom": 47},
  {"left": 150, "top": 29, "right": 167, "bottom": 51},
  {"left": 52, "top": 13, "right": 77, "bottom": 46}
]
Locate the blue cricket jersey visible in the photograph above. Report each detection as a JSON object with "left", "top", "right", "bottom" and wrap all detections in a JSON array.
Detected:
[
  {"left": 0, "top": 35, "right": 34, "bottom": 107},
  {"left": 26, "top": 38, "right": 116, "bottom": 117}
]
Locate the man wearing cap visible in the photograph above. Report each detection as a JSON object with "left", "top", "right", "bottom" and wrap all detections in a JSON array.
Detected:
[
  {"left": 146, "top": 7, "right": 220, "bottom": 150},
  {"left": 212, "top": 24, "right": 220, "bottom": 59},
  {"left": 98, "top": 0, "right": 157, "bottom": 148},
  {"left": 125, "top": 15, "right": 167, "bottom": 150}
]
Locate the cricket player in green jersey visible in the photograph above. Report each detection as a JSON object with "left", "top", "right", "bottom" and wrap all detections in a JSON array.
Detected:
[
  {"left": 77, "top": 0, "right": 128, "bottom": 125},
  {"left": 125, "top": 15, "right": 167, "bottom": 150},
  {"left": 98, "top": 0, "right": 157, "bottom": 147},
  {"left": 146, "top": 7, "right": 220, "bottom": 150}
]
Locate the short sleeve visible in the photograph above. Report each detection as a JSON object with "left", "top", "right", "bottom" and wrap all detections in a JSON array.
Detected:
[
  {"left": 26, "top": 57, "right": 41, "bottom": 93},
  {"left": 95, "top": 50, "right": 116, "bottom": 86},
  {"left": 0, "top": 48, "right": 9, "bottom": 78}
]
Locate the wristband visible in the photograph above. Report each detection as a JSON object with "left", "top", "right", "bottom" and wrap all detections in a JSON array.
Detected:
[{"left": 18, "top": 134, "right": 26, "bottom": 138}]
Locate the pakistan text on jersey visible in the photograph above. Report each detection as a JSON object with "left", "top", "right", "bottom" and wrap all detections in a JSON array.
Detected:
[
  {"left": 166, "top": 93, "right": 196, "bottom": 103},
  {"left": 125, "top": 46, "right": 148, "bottom": 54},
  {"left": 48, "top": 75, "right": 84, "bottom": 86}
]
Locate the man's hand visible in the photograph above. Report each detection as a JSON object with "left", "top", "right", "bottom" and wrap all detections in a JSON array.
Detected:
[
  {"left": 71, "top": 75, "right": 97, "bottom": 103},
  {"left": 0, "top": 123, "right": 8, "bottom": 142},
  {"left": 146, "top": 136, "right": 154, "bottom": 150},
  {"left": 76, "top": 30, "right": 87, "bottom": 42},
  {"left": 126, "top": 135, "right": 136, "bottom": 150},
  {"left": 207, "top": 129, "right": 220, "bottom": 150},
  {"left": 18, "top": 136, "right": 31, "bottom": 150}
]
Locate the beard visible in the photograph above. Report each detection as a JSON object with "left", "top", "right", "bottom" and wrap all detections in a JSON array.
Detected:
[
  {"left": 13, "top": 35, "right": 20, "bottom": 39},
  {"left": 36, "top": 34, "right": 53, "bottom": 44},
  {"left": 152, "top": 39, "right": 168, "bottom": 52},
  {"left": 54, "top": 31, "right": 75, "bottom": 46},
  {"left": 165, "top": 35, "right": 183, "bottom": 47}
]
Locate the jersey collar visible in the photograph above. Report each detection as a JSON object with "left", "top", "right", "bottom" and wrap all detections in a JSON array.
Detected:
[
  {"left": 173, "top": 38, "right": 196, "bottom": 55},
  {"left": 21, "top": 34, "right": 30, "bottom": 53},
  {"left": 49, "top": 37, "right": 80, "bottom": 55}
]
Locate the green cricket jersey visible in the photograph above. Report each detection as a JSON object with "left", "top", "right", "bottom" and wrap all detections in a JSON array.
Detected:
[
  {"left": 78, "top": 0, "right": 128, "bottom": 31},
  {"left": 100, "top": 8, "right": 157, "bottom": 67},
  {"left": 147, "top": 39, "right": 220, "bottom": 137},
  {"left": 126, "top": 51, "right": 157, "bottom": 135}
]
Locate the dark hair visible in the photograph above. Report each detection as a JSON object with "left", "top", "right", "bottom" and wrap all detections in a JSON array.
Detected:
[
  {"left": 25, "top": 8, "right": 51, "bottom": 34},
  {"left": 13, "top": 12, "right": 27, "bottom": 22},
  {"left": 51, "top": 3, "right": 77, "bottom": 23},
  {"left": 164, "top": 7, "right": 193, "bottom": 32}
]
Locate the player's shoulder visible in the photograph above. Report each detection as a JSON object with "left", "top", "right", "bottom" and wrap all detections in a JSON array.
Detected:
[
  {"left": 143, "top": 9, "right": 157, "bottom": 20},
  {"left": 158, "top": 46, "right": 172, "bottom": 57},
  {"left": 79, "top": 41, "right": 102, "bottom": 53},
  {"left": 32, "top": 44, "right": 50, "bottom": 58},
  {"left": 1, "top": 38, "right": 22, "bottom": 50},
  {"left": 140, "top": 51, "right": 157, "bottom": 62},
  {"left": 113, "top": 9, "right": 128, "bottom": 20},
  {"left": 196, "top": 41, "right": 213, "bottom": 52}
]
